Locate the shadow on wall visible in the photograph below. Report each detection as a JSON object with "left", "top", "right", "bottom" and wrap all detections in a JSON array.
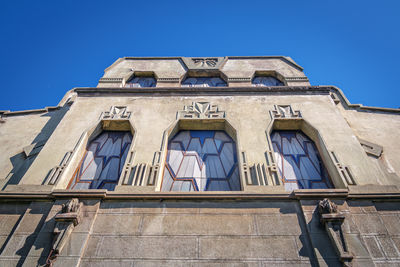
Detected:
[{"left": 2, "top": 102, "right": 71, "bottom": 189}]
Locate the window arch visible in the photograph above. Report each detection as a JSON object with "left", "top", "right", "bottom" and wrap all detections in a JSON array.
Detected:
[
  {"left": 67, "top": 131, "right": 132, "bottom": 190},
  {"left": 161, "top": 130, "right": 240, "bottom": 191},
  {"left": 252, "top": 76, "right": 283, "bottom": 86},
  {"left": 271, "top": 130, "right": 332, "bottom": 190}
]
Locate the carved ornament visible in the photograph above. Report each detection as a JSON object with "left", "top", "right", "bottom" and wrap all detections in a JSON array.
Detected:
[
  {"left": 271, "top": 104, "right": 301, "bottom": 119},
  {"left": 100, "top": 106, "right": 131, "bottom": 120},
  {"left": 177, "top": 102, "right": 225, "bottom": 119}
]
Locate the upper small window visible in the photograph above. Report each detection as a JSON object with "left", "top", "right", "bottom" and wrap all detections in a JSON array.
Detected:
[
  {"left": 125, "top": 77, "right": 156, "bottom": 88},
  {"left": 271, "top": 130, "right": 332, "bottom": 190},
  {"left": 252, "top": 76, "right": 283, "bottom": 86},
  {"left": 182, "top": 77, "right": 227, "bottom": 87}
]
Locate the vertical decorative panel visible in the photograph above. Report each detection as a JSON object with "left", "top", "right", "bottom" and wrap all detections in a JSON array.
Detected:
[
  {"left": 68, "top": 131, "right": 132, "bottom": 190},
  {"left": 161, "top": 130, "right": 240, "bottom": 191},
  {"left": 271, "top": 130, "right": 332, "bottom": 190}
]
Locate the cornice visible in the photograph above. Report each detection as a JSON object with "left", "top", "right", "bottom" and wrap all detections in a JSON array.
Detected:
[{"left": 1, "top": 188, "right": 400, "bottom": 200}]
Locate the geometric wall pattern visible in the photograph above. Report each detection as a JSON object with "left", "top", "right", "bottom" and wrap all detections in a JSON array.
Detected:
[
  {"left": 271, "top": 130, "right": 332, "bottom": 191},
  {"left": 181, "top": 77, "right": 227, "bottom": 87},
  {"left": 252, "top": 76, "right": 283, "bottom": 86},
  {"left": 67, "top": 131, "right": 132, "bottom": 190},
  {"left": 161, "top": 130, "right": 240, "bottom": 191}
]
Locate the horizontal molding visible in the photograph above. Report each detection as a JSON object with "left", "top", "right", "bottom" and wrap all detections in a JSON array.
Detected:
[
  {"left": 0, "top": 188, "right": 400, "bottom": 200},
  {"left": 98, "top": 77, "right": 123, "bottom": 83},
  {"left": 285, "top": 77, "right": 309, "bottom": 82}
]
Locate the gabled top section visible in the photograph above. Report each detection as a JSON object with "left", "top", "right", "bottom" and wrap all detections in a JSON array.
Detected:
[{"left": 97, "top": 56, "right": 310, "bottom": 87}]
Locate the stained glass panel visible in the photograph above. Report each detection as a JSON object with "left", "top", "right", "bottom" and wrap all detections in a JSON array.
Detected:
[
  {"left": 252, "top": 76, "right": 283, "bottom": 86},
  {"left": 161, "top": 130, "right": 240, "bottom": 191},
  {"left": 68, "top": 131, "right": 132, "bottom": 190},
  {"left": 181, "top": 77, "right": 227, "bottom": 87},
  {"left": 271, "top": 130, "right": 332, "bottom": 190}
]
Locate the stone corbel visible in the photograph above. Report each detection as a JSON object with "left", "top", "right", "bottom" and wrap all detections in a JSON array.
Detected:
[
  {"left": 318, "top": 199, "right": 353, "bottom": 266},
  {"left": 46, "top": 198, "right": 82, "bottom": 266}
]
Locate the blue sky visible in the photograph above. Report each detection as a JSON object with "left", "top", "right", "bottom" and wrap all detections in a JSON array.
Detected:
[{"left": 0, "top": 0, "right": 399, "bottom": 110}]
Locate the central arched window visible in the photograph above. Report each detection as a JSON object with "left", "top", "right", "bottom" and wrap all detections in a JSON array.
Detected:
[
  {"left": 181, "top": 77, "right": 227, "bottom": 87},
  {"left": 271, "top": 130, "right": 332, "bottom": 190},
  {"left": 161, "top": 130, "right": 240, "bottom": 191},
  {"left": 67, "top": 131, "right": 132, "bottom": 190}
]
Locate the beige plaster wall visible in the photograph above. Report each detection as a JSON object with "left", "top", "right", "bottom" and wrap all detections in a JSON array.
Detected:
[
  {"left": 15, "top": 93, "right": 388, "bottom": 188},
  {"left": 0, "top": 113, "right": 50, "bottom": 181}
]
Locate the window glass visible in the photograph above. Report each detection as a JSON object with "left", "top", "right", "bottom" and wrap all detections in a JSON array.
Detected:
[
  {"left": 126, "top": 77, "right": 156, "bottom": 87},
  {"left": 252, "top": 76, "right": 283, "bottom": 86},
  {"left": 161, "top": 130, "right": 240, "bottom": 191},
  {"left": 271, "top": 130, "right": 332, "bottom": 190},
  {"left": 181, "top": 77, "right": 227, "bottom": 87},
  {"left": 68, "top": 131, "right": 132, "bottom": 190}
]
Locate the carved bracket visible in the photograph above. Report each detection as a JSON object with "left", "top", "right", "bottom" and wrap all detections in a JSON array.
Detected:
[
  {"left": 317, "top": 199, "right": 353, "bottom": 265},
  {"left": 270, "top": 104, "right": 301, "bottom": 119},
  {"left": 100, "top": 106, "right": 131, "bottom": 120},
  {"left": 46, "top": 198, "right": 82, "bottom": 266},
  {"left": 330, "top": 151, "right": 356, "bottom": 186},
  {"left": 177, "top": 102, "right": 225, "bottom": 119}
]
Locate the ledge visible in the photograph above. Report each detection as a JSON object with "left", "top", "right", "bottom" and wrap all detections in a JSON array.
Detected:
[{"left": 0, "top": 188, "right": 399, "bottom": 200}]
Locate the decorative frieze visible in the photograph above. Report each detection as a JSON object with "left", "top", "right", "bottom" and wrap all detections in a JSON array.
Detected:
[
  {"left": 100, "top": 106, "right": 131, "bottom": 120},
  {"left": 330, "top": 151, "right": 356, "bottom": 186},
  {"left": 46, "top": 198, "right": 83, "bottom": 266},
  {"left": 182, "top": 57, "right": 226, "bottom": 70},
  {"left": 177, "top": 101, "right": 225, "bottom": 119},
  {"left": 270, "top": 104, "right": 301, "bottom": 119},
  {"left": 317, "top": 199, "right": 353, "bottom": 265},
  {"left": 242, "top": 151, "right": 280, "bottom": 186},
  {"left": 120, "top": 151, "right": 160, "bottom": 186},
  {"left": 98, "top": 77, "right": 123, "bottom": 83}
]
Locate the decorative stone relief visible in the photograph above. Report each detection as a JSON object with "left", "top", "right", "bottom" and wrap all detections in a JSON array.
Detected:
[
  {"left": 177, "top": 102, "right": 225, "bottom": 119},
  {"left": 317, "top": 199, "right": 353, "bottom": 266},
  {"left": 46, "top": 198, "right": 83, "bottom": 266},
  {"left": 100, "top": 106, "right": 131, "bottom": 120},
  {"left": 242, "top": 151, "right": 280, "bottom": 186},
  {"left": 270, "top": 104, "right": 301, "bottom": 118},
  {"left": 358, "top": 138, "right": 383, "bottom": 157},
  {"left": 330, "top": 151, "right": 356, "bottom": 186},
  {"left": 120, "top": 151, "right": 160, "bottom": 186},
  {"left": 182, "top": 57, "right": 226, "bottom": 70}
]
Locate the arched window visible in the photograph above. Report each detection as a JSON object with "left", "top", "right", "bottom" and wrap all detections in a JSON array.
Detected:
[
  {"left": 67, "top": 131, "right": 132, "bottom": 190},
  {"left": 125, "top": 77, "right": 156, "bottom": 87},
  {"left": 271, "top": 130, "right": 332, "bottom": 190},
  {"left": 161, "top": 130, "right": 240, "bottom": 191},
  {"left": 252, "top": 76, "right": 283, "bottom": 86},
  {"left": 181, "top": 77, "right": 227, "bottom": 87}
]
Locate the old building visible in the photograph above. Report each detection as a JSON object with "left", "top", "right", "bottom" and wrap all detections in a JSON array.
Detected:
[{"left": 0, "top": 56, "right": 399, "bottom": 266}]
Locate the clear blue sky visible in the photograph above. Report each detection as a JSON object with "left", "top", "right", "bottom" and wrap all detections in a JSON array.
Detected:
[{"left": 1, "top": 0, "right": 399, "bottom": 110}]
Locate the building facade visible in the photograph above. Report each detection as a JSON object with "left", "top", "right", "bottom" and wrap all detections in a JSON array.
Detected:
[{"left": 0, "top": 56, "right": 399, "bottom": 266}]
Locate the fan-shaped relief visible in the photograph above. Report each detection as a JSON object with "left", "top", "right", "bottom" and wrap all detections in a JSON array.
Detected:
[
  {"left": 181, "top": 77, "right": 227, "bottom": 87},
  {"left": 271, "top": 130, "right": 333, "bottom": 190},
  {"left": 252, "top": 76, "right": 284, "bottom": 86},
  {"left": 161, "top": 130, "right": 240, "bottom": 191}
]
